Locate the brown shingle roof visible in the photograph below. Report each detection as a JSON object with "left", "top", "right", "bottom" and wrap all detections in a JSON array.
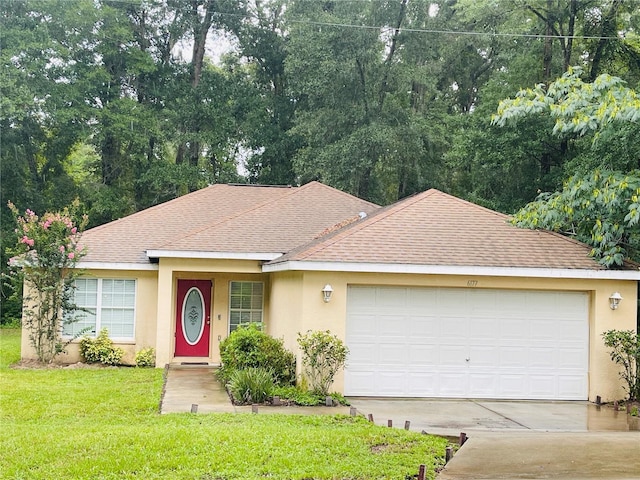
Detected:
[
  {"left": 80, "top": 182, "right": 379, "bottom": 264},
  {"left": 269, "top": 189, "right": 613, "bottom": 270}
]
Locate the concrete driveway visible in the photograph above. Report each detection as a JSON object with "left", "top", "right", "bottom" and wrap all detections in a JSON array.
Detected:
[{"left": 349, "top": 398, "right": 640, "bottom": 479}]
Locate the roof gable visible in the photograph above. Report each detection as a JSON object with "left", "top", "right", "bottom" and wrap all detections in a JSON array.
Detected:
[
  {"left": 80, "top": 182, "right": 379, "bottom": 264},
  {"left": 269, "top": 189, "right": 612, "bottom": 271}
]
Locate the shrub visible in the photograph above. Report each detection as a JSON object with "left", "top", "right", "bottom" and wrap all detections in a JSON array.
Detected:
[
  {"left": 603, "top": 330, "right": 640, "bottom": 401},
  {"left": 297, "top": 330, "right": 349, "bottom": 396},
  {"left": 228, "top": 367, "right": 274, "bottom": 404},
  {"left": 272, "top": 385, "right": 350, "bottom": 406},
  {"left": 79, "top": 329, "right": 124, "bottom": 366},
  {"left": 135, "top": 347, "right": 155, "bottom": 367},
  {"left": 219, "top": 323, "right": 295, "bottom": 386}
]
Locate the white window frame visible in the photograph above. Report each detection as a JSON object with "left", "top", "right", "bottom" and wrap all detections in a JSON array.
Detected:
[
  {"left": 64, "top": 278, "right": 137, "bottom": 341},
  {"left": 228, "top": 281, "right": 264, "bottom": 334}
]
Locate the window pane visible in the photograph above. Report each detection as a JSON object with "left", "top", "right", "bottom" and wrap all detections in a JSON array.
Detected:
[
  {"left": 65, "top": 278, "right": 135, "bottom": 339},
  {"left": 228, "top": 281, "right": 264, "bottom": 333}
]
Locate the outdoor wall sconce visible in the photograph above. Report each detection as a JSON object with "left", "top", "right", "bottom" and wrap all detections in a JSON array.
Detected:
[
  {"left": 609, "top": 292, "right": 623, "bottom": 310},
  {"left": 322, "top": 284, "right": 333, "bottom": 303}
]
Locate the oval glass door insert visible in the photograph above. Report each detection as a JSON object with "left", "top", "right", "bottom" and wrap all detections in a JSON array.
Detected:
[{"left": 182, "top": 287, "right": 205, "bottom": 345}]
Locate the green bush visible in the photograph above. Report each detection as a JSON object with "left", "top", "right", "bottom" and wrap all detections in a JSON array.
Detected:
[
  {"left": 135, "top": 347, "right": 155, "bottom": 367},
  {"left": 272, "top": 386, "right": 350, "bottom": 406},
  {"left": 79, "top": 329, "right": 124, "bottom": 366},
  {"left": 228, "top": 367, "right": 274, "bottom": 404},
  {"left": 219, "top": 323, "right": 295, "bottom": 386},
  {"left": 603, "top": 330, "right": 640, "bottom": 401},
  {"left": 297, "top": 330, "right": 349, "bottom": 396}
]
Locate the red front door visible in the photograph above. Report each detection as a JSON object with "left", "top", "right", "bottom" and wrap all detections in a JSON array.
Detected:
[{"left": 175, "top": 279, "right": 212, "bottom": 357}]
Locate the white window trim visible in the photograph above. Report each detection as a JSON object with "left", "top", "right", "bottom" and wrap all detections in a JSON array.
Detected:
[
  {"left": 64, "top": 278, "right": 137, "bottom": 342},
  {"left": 228, "top": 281, "right": 264, "bottom": 334}
]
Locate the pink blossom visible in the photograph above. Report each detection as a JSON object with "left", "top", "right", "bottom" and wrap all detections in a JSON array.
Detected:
[
  {"left": 59, "top": 245, "right": 65, "bottom": 253},
  {"left": 68, "top": 252, "right": 75, "bottom": 259},
  {"left": 71, "top": 227, "right": 77, "bottom": 234},
  {"left": 20, "top": 236, "right": 34, "bottom": 247}
]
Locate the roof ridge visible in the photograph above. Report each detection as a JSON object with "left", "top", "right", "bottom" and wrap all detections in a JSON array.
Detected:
[
  {"left": 281, "top": 189, "right": 438, "bottom": 262},
  {"left": 303, "top": 181, "right": 380, "bottom": 210},
  {"left": 153, "top": 184, "right": 298, "bottom": 250},
  {"left": 84, "top": 184, "right": 222, "bottom": 235}
]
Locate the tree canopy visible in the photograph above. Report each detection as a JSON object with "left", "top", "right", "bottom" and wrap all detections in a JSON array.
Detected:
[{"left": 2, "top": 0, "right": 640, "bottom": 323}]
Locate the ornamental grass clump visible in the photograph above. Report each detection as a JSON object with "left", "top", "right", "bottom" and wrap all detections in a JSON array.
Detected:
[
  {"left": 228, "top": 367, "right": 274, "bottom": 404},
  {"left": 6, "top": 200, "right": 87, "bottom": 363}
]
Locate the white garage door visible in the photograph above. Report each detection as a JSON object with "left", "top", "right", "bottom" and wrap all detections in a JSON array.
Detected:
[{"left": 345, "top": 286, "right": 589, "bottom": 400}]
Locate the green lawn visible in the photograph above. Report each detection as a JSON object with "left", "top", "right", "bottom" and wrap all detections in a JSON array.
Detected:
[{"left": 0, "top": 329, "right": 447, "bottom": 479}]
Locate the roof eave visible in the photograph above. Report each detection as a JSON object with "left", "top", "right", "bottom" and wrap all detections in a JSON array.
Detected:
[
  {"left": 146, "top": 250, "right": 283, "bottom": 261},
  {"left": 262, "top": 260, "right": 640, "bottom": 280},
  {"left": 76, "top": 261, "right": 159, "bottom": 271}
]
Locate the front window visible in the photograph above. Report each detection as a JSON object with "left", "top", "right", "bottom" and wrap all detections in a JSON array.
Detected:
[
  {"left": 229, "top": 281, "right": 263, "bottom": 333},
  {"left": 63, "top": 278, "right": 136, "bottom": 340}
]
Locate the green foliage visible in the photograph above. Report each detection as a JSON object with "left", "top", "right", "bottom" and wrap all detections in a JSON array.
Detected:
[
  {"left": 79, "top": 329, "right": 124, "bottom": 366},
  {"left": 228, "top": 367, "right": 275, "bottom": 405},
  {"left": 297, "top": 330, "right": 349, "bottom": 396},
  {"left": 6, "top": 201, "right": 87, "bottom": 362},
  {"left": 512, "top": 170, "right": 640, "bottom": 267},
  {"left": 493, "top": 67, "right": 640, "bottom": 138},
  {"left": 603, "top": 330, "right": 640, "bottom": 401},
  {"left": 135, "top": 347, "right": 156, "bottom": 368},
  {"left": 271, "top": 385, "right": 349, "bottom": 406},
  {"left": 218, "top": 323, "right": 296, "bottom": 386}
]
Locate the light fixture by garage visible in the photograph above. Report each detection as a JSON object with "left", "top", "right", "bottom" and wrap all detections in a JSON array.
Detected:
[
  {"left": 609, "top": 292, "right": 623, "bottom": 310},
  {"left": 322, "top": 284, "right": 333, "bottom": 303}
]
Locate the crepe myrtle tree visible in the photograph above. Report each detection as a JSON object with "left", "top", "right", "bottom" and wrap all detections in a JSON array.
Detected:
[{"left": 7, "top": 200, "right": 87, "bottom": 363}]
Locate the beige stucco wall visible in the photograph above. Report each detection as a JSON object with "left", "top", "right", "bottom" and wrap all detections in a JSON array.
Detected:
[
  {"left": 154, "top": 257, "right": 267, "bottom": 367},
  {"left": 21, "top": 269, "right": 159, "bottom": 365},
  {"left": 268, "top": 270, "right": 638, "bottom": 402}
]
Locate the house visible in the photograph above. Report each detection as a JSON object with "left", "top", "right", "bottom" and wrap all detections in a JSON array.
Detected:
[{"left": 21, "top": 181, "right": 640, "bottom": 401}]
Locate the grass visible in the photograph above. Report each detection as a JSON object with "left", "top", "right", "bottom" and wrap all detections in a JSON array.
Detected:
[{"left": 0, "top": 329, "right": 447, "bottom": 479}]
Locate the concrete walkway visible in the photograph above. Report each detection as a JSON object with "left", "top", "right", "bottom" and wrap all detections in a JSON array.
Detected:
[
  {"left": 436, "top": 431, "right": 640, "bottom": 480},
  {"left": 160, "top": 365, "right": 350, "bottom": 415}
]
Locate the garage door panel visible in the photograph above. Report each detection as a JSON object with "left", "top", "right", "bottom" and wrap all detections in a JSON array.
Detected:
[
  {"left": 500, "top": 318, "right": 531, "bottom": 339},
  {"left": 558, "top": 348, "right": 588, "bottom": 369},
  {"left": 345, "top": 370, "right": 376, "bottom": 396},
  {"left": 500, "top": 347, "right": 529, "bottom": 368},
  {"left": 440, "top": 345, "right": 468, "bottom": 365},
  {"left": 348, "top": 343, "right": 376, "bottom": 365},
  {"left": 345, "top": 286, "right": 589, "bottom": 400},
  {"left": 407, "top": 372, "right": 438, "bottom": 396},
  {"left": 407, "top": 288, "right": 439, "bottom": 309},
  {"left": 408, "top": 316, "right": 439, "bottom": 337},
  {"left": 529, "top": 347, "right": 557, "bottom": 368},
  {"left": 377, "top": 371, "right": 408, "bottom": 395},
  {"left": 379, "top": 344, "right": 408, "bottom": 365},
  {"left": 377, "top": 287, "right": 407, "bottom": 307},
  {"left": 468, "top": 373, "right": 498, "bottom": 396},
  {"left": 378, "top": 315, "right": 406, "bottom": 336},
  {"left": 529, "top": 375, "right": 557, "bottom": 398},
  {"left": 558, "top": 376, "right": 587, "bottom": 399},
  {"left": 499, "top": 375, "right": 527, "bottom": 397},
  {"left": 346, "top": 314, "right": 374, "bottom": 336},
  {"left": 440, "top": 316, "right": 468, "bottom": 338},
  {"left": 439, "top": 372, "right": 469, "bottom": 397},
  {"left": 409, "top": 345, "right": 439, "bottom": 365},
  {"left": 469, "top": 345, "right": 500, "bottom": 366}
]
